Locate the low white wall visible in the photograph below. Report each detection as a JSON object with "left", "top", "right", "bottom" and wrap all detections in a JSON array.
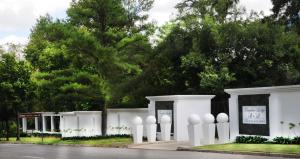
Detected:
[
  {"left": 278, "top": 92, "right": 300, "bottom": 137},
  {"left": 107, "top": 108, "right": 148, "bottom": 135},
  {"left": 60, "top": 111, "right": 102, "bottom": 137}
]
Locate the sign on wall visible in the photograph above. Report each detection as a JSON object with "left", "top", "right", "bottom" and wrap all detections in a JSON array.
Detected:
[
  {"left": 157, "top": 110, "right": 172, "bottom": 123},
  {"left": 242, "top": 106, "right": 267, "bottom": 124}
]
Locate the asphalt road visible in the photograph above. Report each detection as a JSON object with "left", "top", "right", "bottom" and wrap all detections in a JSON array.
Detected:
[{"left": 0, "top": 144, "right": 287, "bottom": 159}]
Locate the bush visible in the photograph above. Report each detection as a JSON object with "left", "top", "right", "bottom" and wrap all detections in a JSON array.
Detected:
[
  {"left": 292, "top": 136, "right": 300, "bottom": 144},
  {"left": 61, "top": 134, "right": 131, "bottom": 140},
  {"left": 30, "top": 133, "right": 62, "bottom": 138},
  {"left": 273, "top": 137, "right": 293, "bottom": 144},
  {"left": 235, "top": 136, "right": 268, "bottom": 144}
]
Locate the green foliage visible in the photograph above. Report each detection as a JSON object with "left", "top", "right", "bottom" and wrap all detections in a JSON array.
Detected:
[
  {"left": 271, "top": 0, "right": 300, "bottom": 33},
  {"left": 292, "top": 136, "right": 300, "bottom": 144},
  {"left": 33, "top": 69, "right": 105, "bottom": 111},
  {"left": 273, "top": 137, "right": 293, "bottom": 144},
  {"left": 61, "top": 134, "right": 131, "bottom": 140},
  {"left": 235, "top": 136, "right": 268, "bottom": 144}
]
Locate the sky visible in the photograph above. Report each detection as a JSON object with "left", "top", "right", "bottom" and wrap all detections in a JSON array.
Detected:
[{"left": 0, "top": 0, "right": 273, "bottom": 45}]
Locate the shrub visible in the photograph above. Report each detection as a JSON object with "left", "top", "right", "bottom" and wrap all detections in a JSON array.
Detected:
[
  {"left": 30, "top": 133, "right": 62, "bottom": 138},
  {"left": 292, "top": 136, "right": 300, "bottom": 144},
  {"left": 61, "top": 134, "right": 131, "bottom": 140},
  {"left": 235, "top": 136, "right": 268, "bottom": 144},
  {"left": 273, "top": 137, "right": 292, "bottom": 144}
]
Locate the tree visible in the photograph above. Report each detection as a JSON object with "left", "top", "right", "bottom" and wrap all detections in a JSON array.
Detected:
[
  {"left": 271, "top": 0, "right": 300, "bottom": 33},
  {"left": 0, "top": 53, "right": 32, "bottom": 140}
]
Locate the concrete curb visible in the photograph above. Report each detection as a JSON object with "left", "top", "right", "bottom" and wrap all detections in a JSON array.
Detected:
[{"left": 177, "top": 147, "right": 300, "bottom": 158}]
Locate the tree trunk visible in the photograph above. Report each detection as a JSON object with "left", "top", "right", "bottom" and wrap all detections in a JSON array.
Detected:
[
  {"left": 16, "top": 112, "right": 20, "bottom": 141},
  {"left": 5, "top": 119, "right": 9, "bottom": 141},
  {"left": 101, "top": 105, "right": 107, "bottom": 136}
]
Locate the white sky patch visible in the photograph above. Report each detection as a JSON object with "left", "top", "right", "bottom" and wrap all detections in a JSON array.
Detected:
[
  {"left": 0, "top": 0, "right": 273, "bottom": 45},
  {"left": 0, "top": 35, "right": 28, "bottom": 45}
]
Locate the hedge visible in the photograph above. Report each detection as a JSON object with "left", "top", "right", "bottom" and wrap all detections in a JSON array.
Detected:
[{"left": 236, "top": 136, "right": 300, "bottom": 145}]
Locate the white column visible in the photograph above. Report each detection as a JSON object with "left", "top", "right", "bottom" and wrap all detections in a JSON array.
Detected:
[
  {"left": 269, "top": 93, "right": 282, "bottom": 138},
  {"left": 132, "top": 116, "right": 143, "bottom": 144},
  {"left": 50, "top": 116, "right": 54, "bottom": 132},
  {"left": 35, "top": 117, "right": 39, "bottom": 131},
  {"left": 148, "top": 100, "right": 155, "bottom": 116},
  {"left": 146, "top": 116, "right": 157, "bottom": 142},
  {"left": 216, "top": 113, "right": 230, "bottom": 144},
  {"left": 228, "top": 94, "right": 239, "bottom": 141},
  {"left": 42, "top": 115, "right": 46, "bottom": 132},
  {"left": 160, "top": 115, "right": 171, "bottom": 141},
  {"left": 202, "top": 114, "right": 215, "bottom": 145},
  {"left": 187, "top": 114, "right": 201, "bottom": 146},
  {"left": 22, "top": 118, "right": 27, "bottom": 133}
]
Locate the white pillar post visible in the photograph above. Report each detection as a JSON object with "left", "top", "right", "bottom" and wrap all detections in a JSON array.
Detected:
[
  {"left": 35, "top": 117, "right": 39, "bottom": 131},
  {"left": 187, "top": 114, "right": 201, "bottom": 146},
  {"left": 269, "top": 93, "right": 282, "bottom": 138},
  {"left": 202, "top": 114, "right": 215, "bottom": 145},
  {"left": 42, "top": 115, "right": 46, "bottom": 133},
  {"left": 50, "top": 116, "right": 54, "bottom": 132},
  {"left": 132, "top": 116, "right": 143, "bottom": 144},
  {"left": 160, "top": 115, "right": 171, "bottom": 141},
  {"left": 146, "top": 116, "right": 157, "bottom": 142},
  {"left": 22, "top": 118, "right": 27, "bottom": 133},
  {"left": 228, "top": 94, "right": 239, "bottom": 141},
  {"left": 216, "top": 113, "right": 230, "bottom": 144}
]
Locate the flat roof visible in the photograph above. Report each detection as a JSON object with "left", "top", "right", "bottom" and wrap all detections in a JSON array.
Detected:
[
  {"left": 146, "top": 95, "right": 215, "bottom": 101},
  {"left": 225, "top": 85, "right": 300, "bottom": 95}
]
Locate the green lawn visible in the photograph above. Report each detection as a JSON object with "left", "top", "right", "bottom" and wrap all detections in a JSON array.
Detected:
[
  {"left": 194, "top": 144, "right": 300, "bottom": 154},
  {"left": 0, "top": 137, "right": 132, "bottom": 147}
]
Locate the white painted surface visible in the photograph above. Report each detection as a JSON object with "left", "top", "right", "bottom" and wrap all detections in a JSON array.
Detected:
[
  {"left": 146, "top": 116, "right": 157, "bottom": 142},
  {"left": 225, "top": 85, "right": 300, "bottom": 139},
  {"left": 147, "top": 95, "right": 215, "bottom": 141},
  {"left": 60, "top": 111, "right": 102, "bottom": 137},
  {"left": 160, "top": 117, "right": 171, "bottom": 141},
  {"left": 187, "top": 114, "right": 201, "bottom": 146},
  {"left": 202, "top": 123, "right": 215, "bottom": 145},
  {"left": 106, "top": 108, "right": 148, "bottom": 135},
  {"left": 22, "top": 118, "right": 27, "bottom": 133},
  {"left": 188, "top": 124, "right": 201, "bottom": 146},
  {"left": 132, "top": 116, "right": 143, "bottom": 144},
  {"left": 217, "top": 122, "right": 229, "bottom": 144}
]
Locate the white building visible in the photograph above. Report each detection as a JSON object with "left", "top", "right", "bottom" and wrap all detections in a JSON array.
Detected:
[
  {"left": 21, "top": 111, "right": 102, "bottom": 138},
  {"left": 225, "top": 85, "right": 300, "bottom": 140},
  {"left": 146, "top": 95, "right": 215, "bottom": 141}
]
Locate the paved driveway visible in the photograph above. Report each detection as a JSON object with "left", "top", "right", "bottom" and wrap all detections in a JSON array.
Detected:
[{"left": 0, "top": 144, "right": 288, "bottom": 159}]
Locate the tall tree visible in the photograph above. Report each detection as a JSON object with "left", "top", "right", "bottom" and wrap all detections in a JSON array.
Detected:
[{"left": 0, "top": 53, "right": 32, "bottom": 140}]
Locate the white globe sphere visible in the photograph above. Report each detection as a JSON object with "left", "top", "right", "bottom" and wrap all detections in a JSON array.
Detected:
[
  {"left": 146, "top": 116, "right": 156, "bottom": 124},
  {"left": 188, "top": 114, "right": 201, "bottom": 125},
  {"left": 132, "top": 116, "right": 143, "bottom": 125},
  {"left": 216, "top": 113, "right": 229, "bottom": 123},
  {"left": 160, "top": 115, "right": 171, "bottom": 124},
  {"left": 203, "top": 114, "right": 215, "bottom": 124}
]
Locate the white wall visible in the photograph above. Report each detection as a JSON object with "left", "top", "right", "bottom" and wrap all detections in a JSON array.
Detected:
[
  {"left": 175, "top": 99, "right": 211, "bottom": 141},
  {"left": 278, "top": 92, "right": 300, "bottom": 137},
  {"left": 60, "top": 111, "right": 102, "bottom": 138},
  {"left": 107, "top": 108, "right": 148, "bottom": 135}
]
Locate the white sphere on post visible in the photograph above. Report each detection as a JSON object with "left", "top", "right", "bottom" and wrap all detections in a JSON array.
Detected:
[
  {"left": 202, "top": 113, "right": 215, "bottom": 145},
  {"left": 216, "top": 113, "right": 229, "bottom": 144},
  {"left": 160, "top": 115, "right": 171, "bottom": 141},
  {"left": 146, "top": 116, "right": 157, "bottom": 142},
  {"left": 187, "top": 114, "right": 202, "bottom": 146},
  {"left": 132, "top": 116, "right": 143, "bottom": 144}
]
